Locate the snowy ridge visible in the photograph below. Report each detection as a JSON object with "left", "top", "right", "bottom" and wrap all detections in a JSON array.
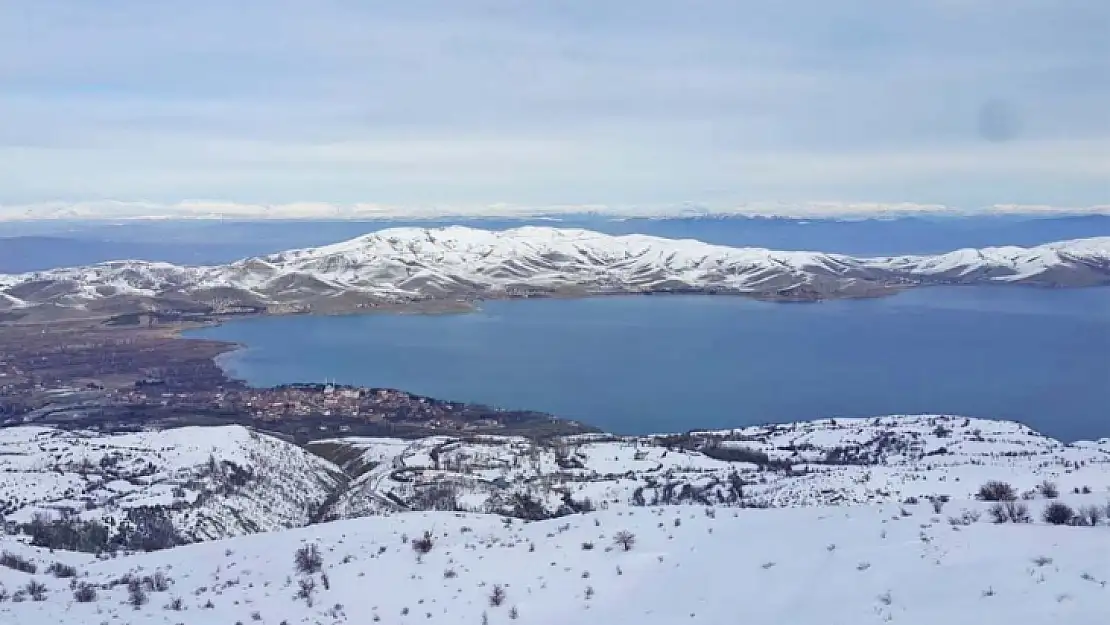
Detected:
[
  {"left": 0, "top": 426, "right": 345, "bottom": 542},
  {"left": 1, "top": 227, "right": 1109, "bottom": 314}
]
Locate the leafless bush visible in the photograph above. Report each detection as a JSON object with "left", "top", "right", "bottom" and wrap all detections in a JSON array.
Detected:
[
  {"left": 411, "top": 531, "right": 435, "bottom": 558},
  {"left": 296, "top": 577, "right": 316, "bottom": 607},
  {"left": 294, "top": 544, "right": 323, "bottom": 574},
  {"left": 144, "top": 570, "right": 170, "bottom": 592},
  {"left": 489, "top": 584, "right": 506, "bottom": 607},
  {"left": 990, "top": 501, "right": 1031, "bottom": 523},
  {"left": 1042, "top": 502, "right": 1075, "bottom": 525},
  {"left": 1039, "top": 480, "right": 1059, "bottom": 499},
  {"left": 47, "top": 561, "right": 77, "bottom": 578},
  {"left": 73, "top": 582, "right": 97, "bottom": 602},
  {"left": 612, "top": 530, "right": 636, "bottom": 551},
  {"left": 977, "top": 481, "right": 1017, "bottom": 502},
  {"left": 165, "top": 596, "right": 184, "bottom": 611},
  {"left": 1074, "top": 505, "right": 1104, "bottom": 527},
  {"left": 0, "top": 552, "right": 36, "bottom": 574},
  {"left": 127, "top": 581, "right": 148, "bottom": 608},
  {"left": 26, "top": 579, "right": 47, "bottom": 601}
]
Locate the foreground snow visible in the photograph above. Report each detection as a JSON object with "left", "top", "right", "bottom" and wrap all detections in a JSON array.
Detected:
[
  {"left": 2, "top": 226, "right": 1108, "bottom": 312},
  {"left": 2, "top": 502, "right": 1109, "bottom": 624}
]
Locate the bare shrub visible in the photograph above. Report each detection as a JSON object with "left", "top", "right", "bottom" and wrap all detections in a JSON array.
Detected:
[
  {"left": 296, "top": 577, "right": 316, "bottom": 607},
  {"left": 612, "top": 530, "right": 636, "bottom": 551},
  {"left": 165, "top": 596, "right": 184, "bottom": 611},
  {"left": 144, "top": 570, "right": 170, "bottom": 592},
  {"left": 489, "top": 584, "right": 506, "bottom": 607},
  {"left": 46, "top": 561, "right": 77, "bottom": 578},
  {"left": 1006, "top": 501, "right": 1032, "bottom": 523},
  {"left": 977, "top": 481, "right": 1017, "bottom": 502},
  {"left": 294, "top": 544, "right": 323, "bottom": 574},
  {"left": 26, "top": 579, "right": 48, "bottom": 601},
  {"left": 73, "top": 582, "right": 97, "bottom": 602},
  {"left": 1042, "top": 502, "right": 1075, "bottom": 525},
  {"left": 1039, "top": 480, "right": 1059, "bottom": 499},
  {"left": 127, "top": 581, "right": 148, "bottom": 608},
  {"left": 0, "top": 552, "right": 36, "bottom": 574},
  {"left": 1074, "top": 505, "right": 1105, "bottom": 527},
  {"left": 411, "top": 531, "right": 435, "bottom": 559}
]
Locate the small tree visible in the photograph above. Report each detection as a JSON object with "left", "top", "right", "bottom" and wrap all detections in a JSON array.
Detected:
[
  {"left": 613, "top": 530, "right": 636, "bottom": 551},
  {"left": 1075, "top": 505, "right": 1104, "bottom": 527},
  {"left": 1005, "top": 501, "right": 1032, "bottom": 523},
  {"left": 73, "top": 583, "right": 98, "bottom": 603},
  {"left": 294, "top": 544, "right": 323, "bottom": 574},
  {"left": 1042, "top": 502, "right": 1074, "bottom": 525},
  {"left": 26, "top": 580, "right": 47, "bottom": 602},
  {"left": 297, "top": 577, "right": 316, "bottom": 607},
  {"left": 1039, "top": 480, "right": 1059, "bottom": 499},
  {"left": 977, "top": 481, "right": 1017, "bottom": 502},
  {"left": 489, "top": 584, "right": 506, "bottom": 607},
  {"left": 411, "top": 531, "right": 434, "bottom": 560},
  {"left": 127, "top": 581, "right": 148, "bottom": 608},
  {"left": 46, "top": 562, "right": 77, "bottom": 578}
]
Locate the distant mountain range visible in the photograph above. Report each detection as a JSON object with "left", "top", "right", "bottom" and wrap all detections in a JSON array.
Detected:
[{"left": 1, "top": 227, "right": 1109, "bottom": 320}]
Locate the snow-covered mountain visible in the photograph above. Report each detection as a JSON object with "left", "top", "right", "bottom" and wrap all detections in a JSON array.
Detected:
[{"left": 2, "top": 227, "right": 1108, "bottom": 316}]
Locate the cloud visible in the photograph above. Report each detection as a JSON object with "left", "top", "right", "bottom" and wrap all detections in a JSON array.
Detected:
[
  {"left": 0, "top": 1, "right": 1107, "bottom": 216},
  {"left": 2, "top": 199, "right": 1109, "bottom": 222}
]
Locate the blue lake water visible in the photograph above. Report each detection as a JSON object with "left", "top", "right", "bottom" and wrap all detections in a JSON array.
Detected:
[{"left": 186, "top": 287, "right": 1110, "bottom": 442}]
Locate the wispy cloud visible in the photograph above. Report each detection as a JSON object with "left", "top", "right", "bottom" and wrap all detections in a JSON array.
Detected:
[{"left": 0, "top": 1, "right": 1107, "bottom": 217}]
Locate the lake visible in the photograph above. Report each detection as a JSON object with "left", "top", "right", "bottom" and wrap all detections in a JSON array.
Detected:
[{"left": 186, "top": 286, "right": 1110, "bottom": 442}]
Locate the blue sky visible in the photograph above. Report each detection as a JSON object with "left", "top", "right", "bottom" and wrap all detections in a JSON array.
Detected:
[{"left": 0, "top": 0, "right": 1107, "bottom": 218}]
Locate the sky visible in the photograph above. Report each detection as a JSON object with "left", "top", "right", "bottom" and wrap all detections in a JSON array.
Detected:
[{"left": 0, "top": 0, "right": 1107, "bottom": 219}]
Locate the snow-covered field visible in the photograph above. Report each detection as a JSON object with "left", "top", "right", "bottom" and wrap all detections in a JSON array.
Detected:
[{"left": 3, "top": 500, "right": 1110, "bottom": 624}]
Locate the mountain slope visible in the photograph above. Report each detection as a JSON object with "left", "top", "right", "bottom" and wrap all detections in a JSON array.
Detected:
[
  {"left": 1, "top": 227, "right": 1108, "bottom": 317},
  {"left": 0, "top": 425, "right": 345, "bottom": 542}
]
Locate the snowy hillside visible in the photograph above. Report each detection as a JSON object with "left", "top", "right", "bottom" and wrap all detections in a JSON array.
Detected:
[
  {"left": 0, "top": 426, "right": 345, "bottom": 543},
  {"left": 4, "top": 416, "right": 1110, "bottom": 543},
  {"left": 320, "top": 415, "right": 1110, "bottom": 519},
  {"left": 2, "top": 227, "right": 1108, "bottom": 315},
  {"left": 2, "top": 501, "right": 1110, "bottom": 624}
]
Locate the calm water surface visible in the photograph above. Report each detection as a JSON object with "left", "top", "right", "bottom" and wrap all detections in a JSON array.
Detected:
[{"left": 187, "top": 287, "right": 1110, "bottom": 441}]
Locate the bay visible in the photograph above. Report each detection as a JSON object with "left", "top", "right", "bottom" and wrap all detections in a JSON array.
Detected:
[{"left": 186, "top": 287, "right": 1110, "bottom": 442}]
